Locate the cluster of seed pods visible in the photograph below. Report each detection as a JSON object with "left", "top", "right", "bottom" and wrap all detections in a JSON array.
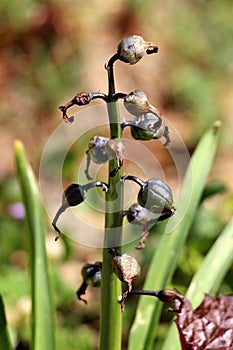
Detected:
[{"left": 53, "top": 35, "right": 179, "bottom": 311}]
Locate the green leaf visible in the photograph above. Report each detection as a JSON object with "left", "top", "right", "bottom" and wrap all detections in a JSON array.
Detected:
[
  {"left": 128, "top": 121, "right": 221, "bottom": 350},
  {"left": 0, "top": 295, "right": 13, "bottom": 350},
  {"left": 14, "top": 140, "right": 55, "bottom": 350},
  {"left": 162, "top": 216, "right": 233, "bottom": 350}
]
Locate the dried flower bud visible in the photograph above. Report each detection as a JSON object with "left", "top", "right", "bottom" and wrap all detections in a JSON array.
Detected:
[
  {"left": 117, "top": 35, "right": 158, "bottom": 65},
  {"left": 113, "top": 253, "right": 141, "bottom": 311},
  {"left": 112, "top": 253, "right": 140, "bottom": 289},
  {"left": 59, "top": 92, "right": 94, "bottom": 123}
]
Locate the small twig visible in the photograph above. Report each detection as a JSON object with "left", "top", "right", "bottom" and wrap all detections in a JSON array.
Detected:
[
  {"left": 59, "top": 92, "right": 109, "bottom": 122},
  {"left": 128, "top": 288, "right": 184, "bottom": 313},
  {"left": 52, "top": 203, "right": 68, "bottom": 241},
  {"left": 76, "top": 281, "right": 88, "bottom": 304}
]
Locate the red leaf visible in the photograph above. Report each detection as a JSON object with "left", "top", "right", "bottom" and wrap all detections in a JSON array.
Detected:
[{"left": 174, "top": 294, "right": 233, "bottom": 349}]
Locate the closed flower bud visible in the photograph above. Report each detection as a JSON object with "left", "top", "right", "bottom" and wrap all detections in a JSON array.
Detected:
[{"left": 117, "top": 35, "right": 158, "bottom": 65}]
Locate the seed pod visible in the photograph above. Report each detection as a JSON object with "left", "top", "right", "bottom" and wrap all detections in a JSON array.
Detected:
[
  {"left": 121, "top": 111, "right": 170, "bottom": 146},
  {"left": 81, "top": 262, "right": 102, "bottom": 288},
  {"left": 117, "top": 36, "right": 158, "bottom": 65},
  {"left": 113, "top": 253, "right": 141, "bottom": 311},
  {"left": 123, "top": 203, "right": 151, "bottom": 225},
  {"left": 138, "top": 177, "right": 174, "bottom": 214},
  {"left": 112, "top": 253, "right": 140, "bottom": 289},
  {"left": 76, "top": 262, "right": 102, "bottom": 304},
  {"left": 123, "top": 203, "right": 154, "bottom": 249},
  {"left": 52, "top": 181, "right": 108, "bottom": 240},
  {"left": 122, "top": 90, "right": 170, "bottom": 146},
  {"left": 87, "top": 136, "right": 110, "bottom": 164},
  {"left": 85, "top": 136, "right": 124, "bottom": 179},
  {"left": 64, "top": 183, "right": 86, "bottom": 206},
  {"left": 122, "top": 175, "right": 175, "bottom": 216},
  {"left": 105, "top": 138, "right": 125, "bottom": 177},
  {"left": 85, "top": 136, "right": 110, "bottom": 179},
  {"left": 124, "top": 90, "right": 150, "bottom": 116}
]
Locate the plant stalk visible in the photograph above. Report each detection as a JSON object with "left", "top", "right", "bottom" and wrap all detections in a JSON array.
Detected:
[{"left": 99, "top": 87, "right": 123, "bottom": 348}]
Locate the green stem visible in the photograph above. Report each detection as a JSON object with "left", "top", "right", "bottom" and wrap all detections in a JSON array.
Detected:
[{"left": 99, "top": 101, "right": 123, "bottom": 350}]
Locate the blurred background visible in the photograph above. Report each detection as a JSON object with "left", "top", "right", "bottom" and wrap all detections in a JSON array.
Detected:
[{"left": 0, "top": 0, "right": 233, "bottom": 349}]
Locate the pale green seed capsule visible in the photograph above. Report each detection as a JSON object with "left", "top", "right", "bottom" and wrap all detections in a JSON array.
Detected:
[
  {"left": 124, "top": 90, "right": 150, "bottom": 115},
  {"left": 117, "top": 36, "right": 158, "bottom": 65}
]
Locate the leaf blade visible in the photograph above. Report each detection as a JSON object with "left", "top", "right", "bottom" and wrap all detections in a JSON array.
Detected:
[
  {"left": 14, "top": 140, "right": 55, "bottom": 350},
  {"left": 128, "top": 122, "right": 221, "bottom": 350},
  {"left": 0, "top": 295, "right": 13, "bottom": 350}
]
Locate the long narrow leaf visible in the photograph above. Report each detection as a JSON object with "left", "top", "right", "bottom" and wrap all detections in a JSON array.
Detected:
[
  {"left": 0, "top": 295, "right": 13, "bottom": 350},
  {"left": 128, "top": 122, "right": 221, "bottom": 350},
  {"left": 162, "top": 216, "right": 233, "bottom": 350},
  {"left": 14, "top": 140, "right": 55, "bottom": 350}
]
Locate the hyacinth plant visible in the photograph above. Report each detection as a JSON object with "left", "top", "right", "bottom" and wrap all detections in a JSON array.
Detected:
[
  {"left": 52, "top": 35, "right": 180, "bottom": 349},
  {"left": 6, "top": 35, "right": 232, "bottom": 350},
  {"left": 51, "top": 34, "right": 233, "bottom": 350}
]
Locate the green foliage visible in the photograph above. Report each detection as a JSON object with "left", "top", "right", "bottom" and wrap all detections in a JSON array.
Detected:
[
  {"left": 15, "top": 140, "right": 55, "bottom": 350},
  {"left": 128, "top": 122, "right": 221, "bottom": 350},
  {"left": 0, "top": 295, "right": 13, "bottom": 350}
]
